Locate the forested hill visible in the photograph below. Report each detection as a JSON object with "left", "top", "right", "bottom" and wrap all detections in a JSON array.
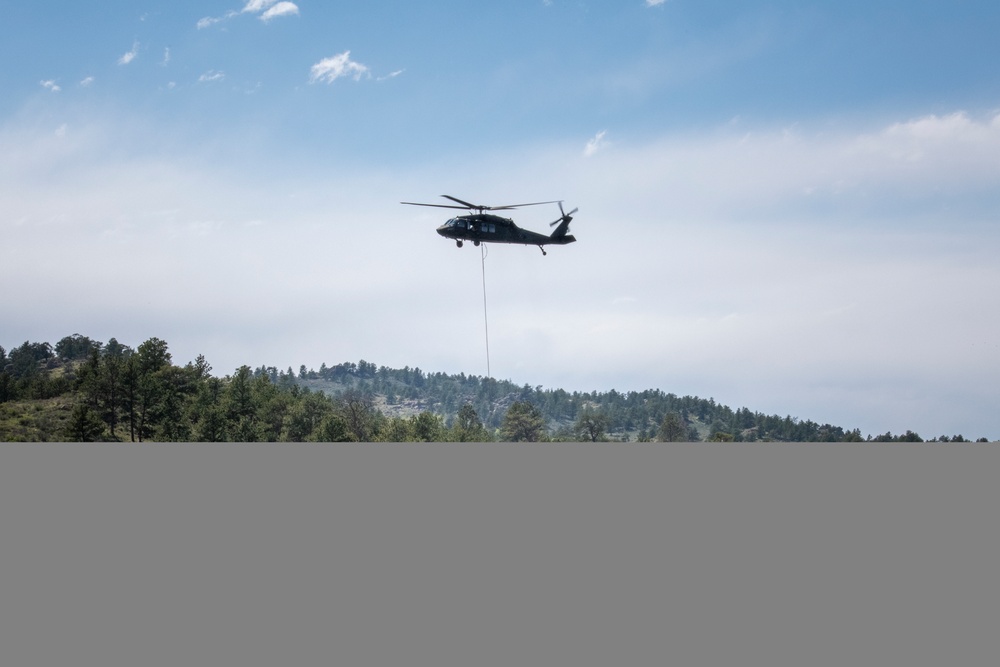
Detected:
[
  {"left": 1, "top": 334, "right": 990, "bottom": 443},
  {"left": 285, "top": 361, "right": 857, "bottom": 442}
]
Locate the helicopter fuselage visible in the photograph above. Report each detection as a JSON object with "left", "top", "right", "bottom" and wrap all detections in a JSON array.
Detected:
[
  {"left": 436, "top": 213, "right": 572, "bottom": 249},
  {"left": 402, "top": 195, "right": 576, "bottom": 255}
]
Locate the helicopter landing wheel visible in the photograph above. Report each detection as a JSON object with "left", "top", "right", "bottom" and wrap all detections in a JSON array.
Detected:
[
  {"left": 473, "top": 240, "right": 481, "bottom": 247},
  {"left": 456, "top": 240, "right": 463, "bottom": 248}
]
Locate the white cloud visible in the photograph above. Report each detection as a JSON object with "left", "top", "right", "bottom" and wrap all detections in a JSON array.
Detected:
[
  {"left": 198, "top": 70, "right": 226, "bottom": 83},
  {"left": 877, "top": 111, "right": 998, "bottom": 152},
  {"left": 162, "top": 47, "right": 171, "bottom": 65},
  {"left": 40, "top": 80, "right": 61, "bottom": 92},
  {"left": 118, "top": 41, "right": 139, "bottom": 65},
  {"left": 199, "top": 1, "right": 296, "bottom": 28},
  {"left": 79, "top": 76, "right": 95, "bottom": 87},
  {"left": 260, "top": 2, "right": 299, "bottom": 21},
  {"left": 309, "top": 51, "right": 370, "bottom": 84},
  {"left": 584, "top": 130, "right": 607, "bottom": 156},
  {"left": 569, "top": 111, "right": 1000, "bottom": 224},
  {"left": 646, "top": 0, "right": 667, "bottom": 6},
  {"left": 197, "top": 14, "right": 232, "bottom": 29},
  {"left": 242, "top": 0, "right": 279, "bottom": 12},
  {"left": 377, "top": 70, "right": 405, "bottom": 82}
]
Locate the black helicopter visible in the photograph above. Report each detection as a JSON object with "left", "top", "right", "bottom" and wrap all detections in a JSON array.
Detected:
[{"left": 401, "top": 195, "right": 577, "bottom": 255}]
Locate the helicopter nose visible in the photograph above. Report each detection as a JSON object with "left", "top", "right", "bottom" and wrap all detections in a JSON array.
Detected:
[{"left": 436, "top": 224, "right": 449, "bottom": 236}]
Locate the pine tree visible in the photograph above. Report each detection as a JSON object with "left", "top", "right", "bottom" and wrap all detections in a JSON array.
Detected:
[{"left": 500, "top": 401, "right": 546, "bottom": 442}]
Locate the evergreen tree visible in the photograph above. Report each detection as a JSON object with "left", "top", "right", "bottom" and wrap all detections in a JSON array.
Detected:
[
  {"left": 318, "top": 414, "right": 352, "bottom": 442},
  {"left": 285, "top": 391, "right": 333, "bottom": 442},
  {"left": 335, "top": 389, "right": 380, "bottom": 441},
  {"left": 89, "top": 339, "right": 130, "bottom": 439},
  {"left": 7, "top": 341, "right": 53, "bottom": 378},
  {"left": 252, "top": 374, "right": 289, "bottom": 442},
  {"left": 155, "top": 365, "right": 197, "bottom": 441},
  {"left": 64, "top": 403, "right": 107, "bottom": 441},
  {"left": 575, "top": 408, "right": 609, "bottom": 442},
  {"left": 453, "top": 403, "right": 490, "bottom": 442},
  {"left": 410, "top": 411, "right": 444, "bottom": 442},
  {"left": 225, "top": 366, "right": 261, "bottom": 441},
  {"left": 190, "top": 354, "right": 212, "bottom": 379},
  {"left": 657, "top": 413, "right": 685, "bottom": 442},
  {"left": 0, "top": 371, "right": 13, "bottom": 403},
  {"left": 55, "top": 334, "right": 101, "bottom": 361},
  {"left": 191, "top": 377, "right": 227, "bottom": 442},
  {"left": 379, "top": 416, "right": 413, "bottom": 441},
  {"left": 500, "top": 401, "right": 545, "bottom": 442}
]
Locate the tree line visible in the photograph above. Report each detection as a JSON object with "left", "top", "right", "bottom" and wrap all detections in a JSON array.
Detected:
[
  {"left": 2, "top": 335, "right": 513, "bottom": 442},
  {"left": 1, "top": 334, "right": 992, "bottom": 443}
]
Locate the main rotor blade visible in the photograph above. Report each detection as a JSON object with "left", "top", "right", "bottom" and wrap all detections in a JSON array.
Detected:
[
  {"left": 491, "top": 200, "right": 563, "bottom": 210},
  {"left": 440, "top": 195, "right": 564, "bottom": 211},
  {"left": 405, "top": 195, "right": 565, "bottom": 212},
  {"left": 440, "top": 195, "right": 481, "bottom": 209},
  {"left": 401, "top": 201, "right": 471, "bottom": 210}
]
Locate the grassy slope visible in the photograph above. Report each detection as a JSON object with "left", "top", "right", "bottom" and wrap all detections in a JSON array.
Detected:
[{"left": 0, "top": 394, "right": 79, "bottom": 442}]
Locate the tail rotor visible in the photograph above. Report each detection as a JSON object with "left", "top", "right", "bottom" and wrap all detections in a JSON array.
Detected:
[{"left": 549, "top": 201, "right": 577, "bottom": 235}]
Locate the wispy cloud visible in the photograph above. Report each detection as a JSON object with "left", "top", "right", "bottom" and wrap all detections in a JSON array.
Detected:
[
  {"left": 199, "top": 1, "right": 298, "bottom": 28},
  {"left": 309, "top": 51, "right": 370, "bottom": 84},
  {"left": 79, "top": 76, "right": 94, "bottom": 87},
  {"left": 162, "top": 47, "right": 171, "bottom": 66},
  {"left": 377, "top": 69, "right": 405, "bottom": 82},
  {"left": 118, "top": 41, "right": 139, "bottom": 65},
  {"left": 573, "top": 111, "right": 1000, "bottom": 225},
  {"left": 645, "top": 0, "right": 667, "bottom": 6},
  {"left": 198, "top": 70, "right": 226, "bottom": 83},
  {"left": 260, "top": 2, "right": 299, "bottom": 22},
  {"left": 584, "top": 130, "right": 608, "bottom": 156},
  {"left": 40, "top": 80, "right": 61, "bottom": 92},
  {"left": 197, "top": 13, "right": 236, "bottom": 29},
  {"left": 242, "top": 0, "right": 278, "bottom": 12}
]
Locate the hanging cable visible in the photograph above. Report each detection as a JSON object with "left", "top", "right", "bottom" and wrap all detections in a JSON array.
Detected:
[{"left": 481, "top": 243, "right": 490, "bottom": 378}]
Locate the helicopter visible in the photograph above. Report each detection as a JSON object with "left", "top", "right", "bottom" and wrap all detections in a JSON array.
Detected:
[{"left": 401, "top": 195, "right": 577, "bottom": 255}]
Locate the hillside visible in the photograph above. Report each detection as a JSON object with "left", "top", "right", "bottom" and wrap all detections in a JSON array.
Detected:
[
  {"left": 2, "top": 334, "right": 992, "bottom": 442},
  {"left": 279, "top": 362, "right": 855, "bottom": 442}
]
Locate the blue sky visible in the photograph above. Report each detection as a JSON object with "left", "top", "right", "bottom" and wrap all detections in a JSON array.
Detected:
[{"left": 3, "top": 1, "right": 1000, "bottom": 439}]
